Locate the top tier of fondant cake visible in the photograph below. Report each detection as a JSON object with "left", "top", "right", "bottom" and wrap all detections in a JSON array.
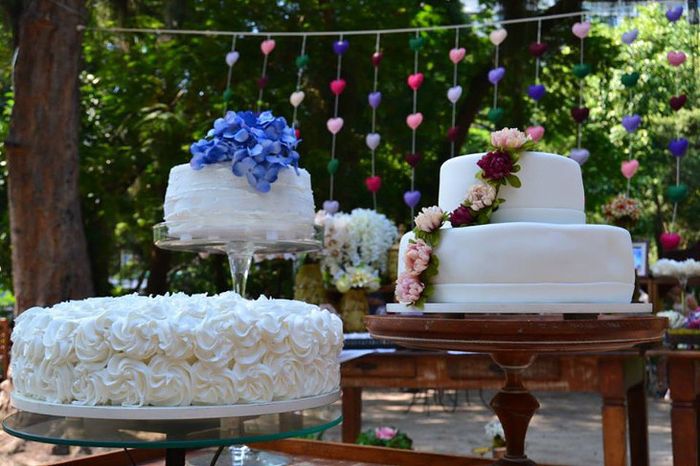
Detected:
[{"left": 439, "top": 152, "right": 585, "bottom": 224}]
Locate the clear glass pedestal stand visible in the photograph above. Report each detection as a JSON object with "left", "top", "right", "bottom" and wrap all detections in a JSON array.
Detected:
[{"left": 153, "top": 223, "right": 323, "bottom": 466}]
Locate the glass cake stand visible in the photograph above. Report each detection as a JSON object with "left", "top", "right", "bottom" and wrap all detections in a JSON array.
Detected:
[
  {"left": 3, "top": 406, "right": 341, "bottom": 466},
  {"left": 153, "top": 222, "right": 321, "bottom": 296}
]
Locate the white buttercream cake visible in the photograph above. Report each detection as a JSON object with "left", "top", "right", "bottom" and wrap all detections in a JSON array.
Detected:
[
  {"left": 10, "top": 292, "right": 342, "bottom": 406},
  {"left": 163, "top": 162, "right": 316, "bottom": 240},
  {"left": 397, "top": 151, "right": 635, "bottom": 304}
]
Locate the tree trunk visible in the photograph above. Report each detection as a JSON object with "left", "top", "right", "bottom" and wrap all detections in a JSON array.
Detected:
[{"left": 5, "top": 0, "right": 94, "bottom": 313}]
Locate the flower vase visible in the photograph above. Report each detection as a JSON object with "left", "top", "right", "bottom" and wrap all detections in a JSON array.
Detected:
[
  {"left": 492, "top": 447, "right": 506, "bottom": 459},
  {"left": 339, "top": 288, "right": 369, "bottom": 332},
  {"left": 293, "top": 263, "right": 327, "bottom": 305}
]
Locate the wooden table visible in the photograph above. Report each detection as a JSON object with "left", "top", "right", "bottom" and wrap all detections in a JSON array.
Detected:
[{"left": 647, "top": 349, "right": 700, "bottom": 466}]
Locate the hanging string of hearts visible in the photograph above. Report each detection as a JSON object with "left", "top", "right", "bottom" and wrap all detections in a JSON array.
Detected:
[
  {"left": 404, "top": 31, "right": 425, "bottom": 218},
  {"left": 661, "top": 4, "right": 689, "bottom": 251},
  {"left": 323, "top": 36, "right": 349, "bottom": 216},
  {"left": 446, "top": 29, "right": 465, "bottom": 157},
  {"left": 257, "top": 36, "right": 276, "bottom": 112},
  {"left": 365, "top": 33, "right": 383, "bottom": 209},
  {"left": 289, "top": 35, "right": 308, "bottom": 137},
  {"left": 569, "top": 18, "right": 591, "bottom": 166},
  {"left": 223, "top": 35, "right": 239, "bottom": 108},
  {"left": 620, "top": 27, "right": 641, "bottom": 196},
  {"left": 526, "top": 20, "right": 546, "bottom": 144},
  {"left": 487, "top": 27, "right": 507, "bottom": 127}
]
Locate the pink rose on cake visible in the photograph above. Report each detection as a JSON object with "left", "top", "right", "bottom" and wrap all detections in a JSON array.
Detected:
[
  {"left": 404, "top": 239, "right": 432, "bottom": 275},
  {"left": 395, "top": 273, "right": 425, "bottom": 304},
  {"left": 414, "top": 206, "right": 444, "bottom": 233},
  {"left": 490, "top": 127, "right": 530, "bottom": 151},
  {"left": 466, "top": 183, "right": 497, "bottom": 211}
]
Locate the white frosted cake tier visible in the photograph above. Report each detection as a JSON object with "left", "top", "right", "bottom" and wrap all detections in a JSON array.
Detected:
[
  {"left": 10, "top": 293, "right": 343, "bottom": 407},
  {"left": 163, "top": 163, "right": 316, "bottom": 240},
  {"left": 439, "top": 152, "right": 585, "bottom": 224},
  {"left": 398, "top": 223, "right": 635, "bottom": 304}
]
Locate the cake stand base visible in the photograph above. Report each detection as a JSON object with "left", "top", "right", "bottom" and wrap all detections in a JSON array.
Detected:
[{"left": 188, "top": 445, "right": 289, "bottom": 466}]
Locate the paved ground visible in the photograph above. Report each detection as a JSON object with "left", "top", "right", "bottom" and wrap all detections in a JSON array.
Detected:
[{"left": 0, "top": 389, "right": 674, "bottom": 465}]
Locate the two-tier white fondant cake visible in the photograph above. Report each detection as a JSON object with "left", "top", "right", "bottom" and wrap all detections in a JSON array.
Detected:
[{"left": 396, "top": 149, "right": 635, "bottom": 305}]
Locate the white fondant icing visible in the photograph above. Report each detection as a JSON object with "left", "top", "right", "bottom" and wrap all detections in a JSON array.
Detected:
[
  {"left": 439, "top": 152, "right": 585, "bottom": 224},
  {"left": 163, "top": 163, "right": 316, "bottom": 240}
]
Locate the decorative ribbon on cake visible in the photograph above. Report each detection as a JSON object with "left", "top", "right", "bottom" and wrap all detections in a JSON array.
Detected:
[
  {"left": 526, "top": 20, "right": 546, "bottom": 143},
  {"left": 487, "top": 27, "right": 507, "bottom": 127},
  {"left": 395, "top": 128, "right": 535, "bottom": 307},
  {"left": 289, "top": 35, "right": 308, "bottom": 139},
  {"left": 257, "top": 36, "right": 276, "bottom": 113},
  {"left": 569, "top": 17, "right": 590, "bottom": 166},
  {"left": 404, "top": 31, "right": 425, "bottom": 217},
  {"left": 447, "top": 28, "right": 465, "bottom": 157},
  {"left": 325, "top": 35, "right": 349, "bottom": 215},
  {"left": 223, "top": 35, "right": 239, "bottom": 108},
  {"left": 366, "top": 33, "right": 383, "bottom": 209}
]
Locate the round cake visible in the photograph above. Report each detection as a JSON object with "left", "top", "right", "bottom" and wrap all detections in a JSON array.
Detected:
[
  {"left": 10, "top": 292, "right": 342, "bottom": 406},
  {"left": 163, "top": 163, "right": 316, "bottom": 241},
  {"left": 397, "top": 151, "right": 635, "bottom": 305}
]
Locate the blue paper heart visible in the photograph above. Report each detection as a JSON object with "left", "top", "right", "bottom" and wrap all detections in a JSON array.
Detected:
[
  {"left": 666, "top": 6, "right": 683, "bottom": 22},
  {"left": 488, "top": 67, "right": 505, "bottom": 85},
  {"left": 622, "top": 114, "right": 641, "bottom": 133},
  {"left": 403, "top": 190, "right": 421, "bottom": 208},
  {"left": 323, "top": 200, "right": 339, "bottom": 214},
  {"left": 368, "top": 91, "right": 382, "bottom": 109},
  {"left": 333, "top": 40, "right": 349, "bottom": 55},
  {"left": 621, "top": 29, "right": 638, "bottom": 45},
  {"left": 668, "top": 138, "right": 689, "bottom": 157},
  {"left": 527, "top": 84, "right": 546, "bottom": 101},
  {"left": 569, "top": 148, "right": 590, "bottom": 165}
]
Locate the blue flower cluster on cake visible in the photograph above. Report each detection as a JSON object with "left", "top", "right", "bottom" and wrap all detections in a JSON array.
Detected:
[{"left": 189, "top": 110, "right": 300, "bottom": 193}]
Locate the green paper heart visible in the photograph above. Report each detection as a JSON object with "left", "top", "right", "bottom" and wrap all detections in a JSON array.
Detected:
[
  {"left": 327, "top": 159, "right": 339, "bottom": 175},
  {"left": 409, "top": 36, "right": 424, "bottom": 51},
  {"left": 667, "top": 184, "right": 689, "bottom": 203},
  {"left": 621, "top": 72, "right": 640, "bottom": 88},
  {"left": 573, "top": 63, "right": 591, "bottom": 79},
  {"left": 223, "top": 88, "right": 234, "bottom": 102},
  {"left": 295, "top": 54, "right": 309, "bottom": 69},
  {"left": 487, "top": 107, "right": 504, "bottom": 123}
]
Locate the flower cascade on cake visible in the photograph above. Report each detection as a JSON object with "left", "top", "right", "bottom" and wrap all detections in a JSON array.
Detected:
[
  {"left": 395, "top": 128, "right": 535, "bottom": 307},
  {"left": 189, "top": 110, "right": 300, "bottom": 193},
  {"left": 10, "top": 293, "right": 343, "bottom": 407}
]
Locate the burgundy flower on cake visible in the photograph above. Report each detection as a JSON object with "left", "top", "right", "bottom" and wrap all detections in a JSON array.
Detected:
[
  {"left": 395, "top": 273, "right": 425, "bottom": 304},
  {"left": 449, "top": 205, "right": 473, "bottom": 227},
  {"left": 405, "top": 239, "right": 432, "bottom": 276},
  {"left": 477, "top": 151, "right": 514, "bottom": 181}
]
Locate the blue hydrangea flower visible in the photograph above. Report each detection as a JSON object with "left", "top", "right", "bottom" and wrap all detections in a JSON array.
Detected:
[{"left": 189, "top": 110, "right": 300, "bottom": 192}]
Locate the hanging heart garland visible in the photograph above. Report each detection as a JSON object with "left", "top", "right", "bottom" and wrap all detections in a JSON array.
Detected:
[
  {"left": 447, "top": 29, "right": 465, "bottom": 157},
  {"left": 324, "top": 36, "right": 349, "bottom": 213},
  {"left": 488, "top": 27, "right": 507, "bottom": 128},
  {"left": 527, "top": 20, "right": 546, "bottom": 138},
  {"left": 366, "top": 34, "right": 383, "bottom": 208},
  {"left": 256, "top": 36, "right": 275, "bottom": 112},
  {"left": 223, "top": 36, "right": 239, "bottom": 106},
  {"left": 405, "top": 31, "right": 424, "bottom": 216},
  {"left": 571, "top": 17, "right": 590, "bottom": 164},
  {"left": 289, "top": 35, "right": 309, "bottom": 139}
]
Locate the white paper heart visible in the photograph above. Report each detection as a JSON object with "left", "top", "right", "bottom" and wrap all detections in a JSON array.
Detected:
[
  {"left": 447, "top": 85, "right": 462, "bottom": 103},
  {"left": 366, "top": 133, "right": 381, "bottom": 151},
  {"left": 489, "top": 28, "right": 508, "bottom": 46},
  {"left": 225, "top": 51, "right": 240, "bottom": 67},
  {"left": 326, "top": 117, "right": 344, "bottom": 135},
  {"left": 289, "top": 91, "right": 305, "bottom": 107}
]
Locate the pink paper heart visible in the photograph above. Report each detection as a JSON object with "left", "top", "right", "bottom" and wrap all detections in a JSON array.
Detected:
[
  {"left": 489, "top": 28, "right": 507, "bottom": 46},
  {"left": 572, "top": 21, "right": 591, "bottom": 39},
  {"left": 660, "top": 232, "right": 681, "bottom": 250},
  {"left": 365, "top": 176, "right": 382, "bottom": 193},
  {"left": 621, "top": 159, "right": 639, "bottom": 179},
  {"left": 260, "top": 39, "right": 276, "bottom": 55},
  {"left": 526, "top": 125, "right": 545, "bottom": 142},
  {"left": 406, "top": 113, "right": 423, "bottom": 130},
  {"left": 667, "top": 51, "right": 687, "bottom": 67},
  {"left": 326, "top": 117, "right": 344, "bottom": 135},
  {"left": 407, "top": 73, "right": 424, "bottom": 91},
  {"left": 330, "top": 79, "right": 346, "bottom": 96},
  {"left": 449, "top": 47, "right": 466, "bottom": 64}
]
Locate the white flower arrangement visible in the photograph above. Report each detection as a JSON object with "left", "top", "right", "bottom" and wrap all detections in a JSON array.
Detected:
[
  {"left": 318, "top": 208, "right": 398, "bottom": 291},
  {"left": 657, "top": 310, "right": 686, "bottom": 329},
  {"left": 651, "top": 259, "right": 700, "bottom": 279}
]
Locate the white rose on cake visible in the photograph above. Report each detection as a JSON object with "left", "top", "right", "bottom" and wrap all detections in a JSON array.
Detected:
[{"left": 466, "top": 183, "right": 497, "bottom": 211}]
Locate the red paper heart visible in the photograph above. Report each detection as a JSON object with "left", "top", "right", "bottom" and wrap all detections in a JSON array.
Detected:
[
  {"left": 660, "top": 232, "right": 681, "bottom": 250},
  {"left": 670, "top": 94, "right": 687, "bottom": 111},
  {"left": 365, "top": 176, "right": 382, "bottom": 193},
  {"left": 404, "top": 152, "right": 422, "bottom": 168},
  {"left": 257, "top": 76, "right": 268, "bottom": 89},
  {"left": 407, "top": 73, "right": 424, "bottom": 91},
  {"left": 294, "top": 129, "right": 301, "bottom": 139},
  {"left": 528, "top": 42, "right": 548, "bottom": 57},
  {"left": 446, "top": 126, "right": 459, "bottom": 142},
  {"left": 571, "top": 107, "right": 590, "bottom": 123},
  {"left": 330, "top": 79, "right": 346, "bottom": 96},
  {"left": 371, "top": 51, "right": 383, "bottom": 67}
]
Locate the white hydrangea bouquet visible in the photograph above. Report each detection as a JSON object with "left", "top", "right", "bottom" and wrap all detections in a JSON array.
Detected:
[
  {"left": 651, "top": 259, "right": 700, "bottom": 314},
  {"left": 316, "top": 208, "right": 398, "bottom": 292}
]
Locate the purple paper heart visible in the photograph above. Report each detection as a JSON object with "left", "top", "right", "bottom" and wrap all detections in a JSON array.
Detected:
[
  {"left": 668, "top": 138, "right": 689, "bottom": 157},
  {"left": 323, "top": 200, "right": 339, "bottom": 214},
  {"left": 527, "top": 84, "right": 546, "bottom": 101},
  {"left": 622, "top": 114, "right": 641, "bottom": 133},
  {"left": 403, "top": 190, "right": 421, "bottom": 208},
  {"left": 488, "top": 67, "right": 505, "bottom": 85},
  {"left": 666, "top": 6, "right": 683, "bottom": 22},
  {"left": 368, "top": 91, "right": 382, "bottom": 109},
  {"left": 333, "top": 39, "right": 349, "bottom": 55},
  {"left": 621, "top": 29, "right": 638, "bottom": 45},
  {"left": 569, "top": 148, "right": 590, "bottom": 165}
]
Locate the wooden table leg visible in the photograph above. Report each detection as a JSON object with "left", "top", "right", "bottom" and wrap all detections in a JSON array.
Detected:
[
  {"left": 342, "top": 386, "right": 362, "bottom": 443},
  {"left": 599, "top": 357, "right": 629, "bottom": 466},
  {"left": 165, "top": 448, "right": 186, "bottom": 466},
  {"left": 626, "top": 380, "right": 649, "bottom": 466},
  {"left": 668, "top": 357, "right": 700, "bottom": 466}
]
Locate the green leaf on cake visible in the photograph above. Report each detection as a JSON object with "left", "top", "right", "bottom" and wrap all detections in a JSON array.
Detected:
[{"left": 506, "top": 174, "right": 521, "bottom": 188}]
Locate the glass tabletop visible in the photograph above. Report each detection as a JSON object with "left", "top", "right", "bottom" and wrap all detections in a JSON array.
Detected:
[{"left": 3, "top": 406, "right": 342, "bottom": 449}]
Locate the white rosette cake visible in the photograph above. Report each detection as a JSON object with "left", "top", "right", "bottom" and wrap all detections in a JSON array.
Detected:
[{"left": 10, "top": 293, "right": 342, "bottom": 407}]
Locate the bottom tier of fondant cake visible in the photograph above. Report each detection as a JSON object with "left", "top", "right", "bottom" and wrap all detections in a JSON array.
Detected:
[
  {"left": 398, "top": 222, "right": 635, "bottom": 304},
  {"left": 10, "top": 293, "right": 343, "bottom": 407}
]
